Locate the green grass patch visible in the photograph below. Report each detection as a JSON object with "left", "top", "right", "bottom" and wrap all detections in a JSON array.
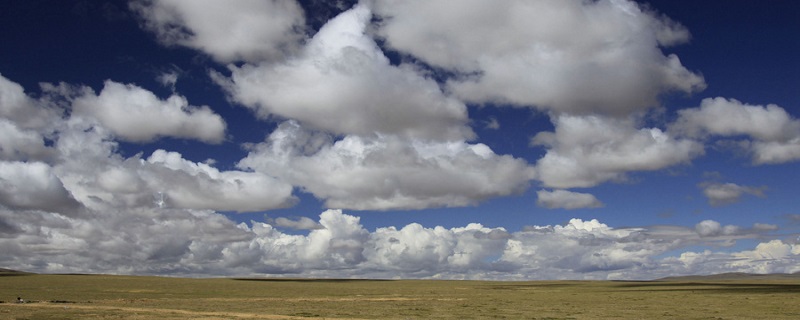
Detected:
[{"left": 2, "top": 274, "right": 800, "bottom": 319}]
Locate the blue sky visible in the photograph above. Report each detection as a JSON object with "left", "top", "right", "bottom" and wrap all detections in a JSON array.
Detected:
[{"left": 1, "top": 0, "right": 799, "bottom": 279}]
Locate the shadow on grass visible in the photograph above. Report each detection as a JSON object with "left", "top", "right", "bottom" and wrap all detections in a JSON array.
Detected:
[{"left": 613, "top": 281, "right": 800, "bottom": 294}]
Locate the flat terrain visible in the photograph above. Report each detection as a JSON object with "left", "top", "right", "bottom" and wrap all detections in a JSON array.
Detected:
[{"left": 2, "top": 272, "right": 800, "bottom": 319}]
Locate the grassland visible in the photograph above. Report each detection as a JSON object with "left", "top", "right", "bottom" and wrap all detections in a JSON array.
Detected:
[{"left": 2, "top": 272, "right": 800, "bottom": 319}]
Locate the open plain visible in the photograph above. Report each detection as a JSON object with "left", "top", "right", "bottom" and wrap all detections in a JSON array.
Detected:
[{"left": 2, "top": 271, "right": 799, "bottom": 319}]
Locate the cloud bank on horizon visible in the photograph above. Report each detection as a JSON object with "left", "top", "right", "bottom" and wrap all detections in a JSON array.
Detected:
[{"left": 0, "top": 0, "right": 799, "bottom": 279}]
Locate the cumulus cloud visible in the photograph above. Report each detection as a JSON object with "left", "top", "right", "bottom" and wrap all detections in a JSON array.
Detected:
[
  {"left": 46, "top": 116, "right": 297, "bottom": 213},
  {"left": 3, "top": 1, "right": 798, "bottom": 282},
  {"left": 130, "top": 0, "right": 306, "bottom": 63},
  {"left": 532, "top": 114, "right": 703, "bottom": 188},
  {"left": 216, "top": 4, "right": 473, "bottom": 141},
  {"left": 370, "top": 0, "right": 705, "bottom": 116},
  {"left": 0, "top": 205, "right": 792, "bottom": 279},
  {"left": 667, "top": 240, "right": 800, "bottom": 276},
  {"left": 0, "top": 119, "right": 55, "bottom": 161},
  {"left": 694, "top": 220, "right": 740, "bottom": 237},
  {"left": 672, "top": 97, "right": 800, "bottom": 164},
  {"left": 142, "top": 150, "right": 297, "bottom": 212},
  {"left": 699, "top": 182, "right": 767, "bottom": 206},
  {"left": 0, "top": 73, "right": 60, "bottom": 129},
  {"left": 71, "top": 80, "right": 226, "bottom": 143},
  {"left": 536, "top": 189, "right": 604, "bottom": 209},
  {"left": 0, "top": 161, "right": 81, "bottom": 214},
  {"left": 273, "top": 216, "right": 324, "bottom": 230},
  {"left": 0, "top": 75, "right": 297, "bottom": 214},
  {"left": 237, "top": 121, "right": 533, "bottom": 210}
]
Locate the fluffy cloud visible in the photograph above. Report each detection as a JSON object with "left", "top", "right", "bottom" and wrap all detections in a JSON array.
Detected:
[
  {"left": 667, "top": 240, "right": 800, "bottom": 276},
  {"left": 0, "top": 161, "right": 81, "bottom": 214},
  {"left": 0, "top": 206, "right": 792, "bottom": 279},
  {"left": 216, "top": 4, "right": 472, "bottom": 141},
  {"left": 694, "top": 220, "right": 740, "bottom": 237},
  {"left": 130, "top": 0, "right": 306, "bottom": 63},
  {"left": 532, "top": 115, "right": 703, "bottom": 188},
  {"left": 672, "top": 97, "right": 800, "bottom": 164},
  {"left": 0, "top": 74, "right": 59, "bottom": 129},
  {"left": 143, "top": 150, "right": 297, "bottom": 212},
  {"left": 0, "top": 119, "right": 55, "bottom": 161},
  {"left": 71, "top": 80, "right": 226, "bottom": 143},
  {"left": 699, "top": 182, "right": 767, "bottom": 206},
  {"left": 536, "top": 189, "right": 603, "bottom": 209},
  {"left": 370, "top": 0, "right": 705, "bottom": 116},
  {"left": 0, "top": 75, "right": 296, "bottom": 214},
  {"left": 237, "top": 121, "right": 533, "bottom": 210}
]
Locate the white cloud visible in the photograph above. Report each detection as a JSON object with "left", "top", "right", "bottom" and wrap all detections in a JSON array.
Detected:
[
  {"left": 532, "top": 114, "right": 703, "bottom": 188},
  {"left": 671, "top": 97, "right": 800, "bottom": 164},
  {"left": 237, "top": 121, "right": 533, "bottom": 210},
  {"left": 670, "top": 240, "right": 800, "bottom": 276},
  {"left": 71, "top": 80, "right": 226, "bottom": 144},
  {"left": 0, "top": 74, "right": 297, "bottom": 216},
  {"left": 694, "top": 220, "right": 739, "bottom": 237},
  {"left": 130, "top": 0, "right": 306, "bottom": 63},
  {"left": 273, "top": 216, "right": 323, "bottom": 230},
  {"left": 699, "top": 182, "right": 766, "bottom": 206},
  {"left": 536, "top": 189, "right": 604, "bottom": 209},
  {"left": 363, "top": 222, "right": 509, "bottom": 276},
  {"left": 0, "top": 161, "right": 80, "bottom": 214},
  {"left": 370, "top": 0, "right": 705, "bottom": 116},
  {"left": 0, "top": 73, "right": 59, "bottom": 129},
  {"left": 53, "top": 144, "right": 297, "bottom": 213},
  {"left": 142, "top": 150, "right": 297, "bottom": 212},
  {"left": 484, "top": 117, "right": 500, "bottom": 130},
  {"left": 0, "top": 205, "right": 793, "bottom": 279},
  {"left": 673, "top": 97, "right": 800, "bottom": 141},
  {"left": 216, "top": 4, "right": 473, "bottom": 141},
  {"left": 3, "top": 3, "right": 798, "bottom": 282},
  {"left": 156, "top": 70, "right": 180, "bottom": 91},
  {"left": 0, "top": 119, "right": 55, "bottom": 161}
]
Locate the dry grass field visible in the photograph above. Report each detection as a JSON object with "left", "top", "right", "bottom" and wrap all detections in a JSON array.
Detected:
[{"left": 2, "top": 271, "right": 799, "bottom": 319}]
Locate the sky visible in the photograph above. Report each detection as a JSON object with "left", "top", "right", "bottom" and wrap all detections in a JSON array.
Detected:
[{"left": 0, "top": 0, "right": 799, "bottom": 280}]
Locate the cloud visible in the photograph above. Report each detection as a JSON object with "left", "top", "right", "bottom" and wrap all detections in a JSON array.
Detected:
[
  {"left": 48, "top": 116, "right": 296, "bottom": 213},
  {"left": 215, "top": 4, "right": 473, "bottom": 141},
  {"left": 363, "top": 222, "right": 509, "bottom": 275},
  {"left": 0, "top": 74, "right": 60, "bottom": 130},
  {"left": 0, "top": 161, "right": 81, "bottom": 214},
  {"left": 273, "top": 217, "right": 324, "bottom": 230},
  {"left": 0, "top": 119, "right": 55, "bottom": 161},
  {"left": 698, "top": 182, "right": 767, "bottom": 206},
  {"left": 536, "top": 189, "right": 604, "bottom": 209},
  {"left": 156, "top": 69, "right": 180, "bottom": 91},
  {"left": 71, "top": 80, "right": 226, "bottom": 144},
  {"left": 484, "top": 117, "right": 500, "bottom": 130},
  {"left": 694, "top": 220, "right": 740, "bottom": 237},
  {"left": 671, "top": 97, "right": 800, "bottom": 164},
  {"left": 142, "top": 150, "right": 297, "bottom": 212},
  {"left": 0, "top": 75, "right": 296, "bottom": 214},
  {"left": 0, "top": 205, "right": 792, "bottom": 279},
  {"left": 532, "top": 114, "right": 703, "bottom": 188},
  {"left": 370, "top": 0, "right": 705, "bottom": 116},
  {"left": 237, "top": 121, "right": 533, "bottom": 210},
  {"left": 670, "top": 240, "right": 800, "bottom": 276},
  {"left": 130, "top": 0, "right": 306, "bottom": 63}
]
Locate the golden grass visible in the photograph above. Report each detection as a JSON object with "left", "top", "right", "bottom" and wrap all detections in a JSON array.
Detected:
[{"left": 2, "top": 274, "right": 800, "bottom": 319}]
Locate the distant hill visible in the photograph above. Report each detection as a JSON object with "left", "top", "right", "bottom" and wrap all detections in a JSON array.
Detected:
[
  {"left": 0, "top": 268, "right": 32, "bottom": 276},
  {"left": 658, "top": 272, "right": 800, "bottom": 281}
]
